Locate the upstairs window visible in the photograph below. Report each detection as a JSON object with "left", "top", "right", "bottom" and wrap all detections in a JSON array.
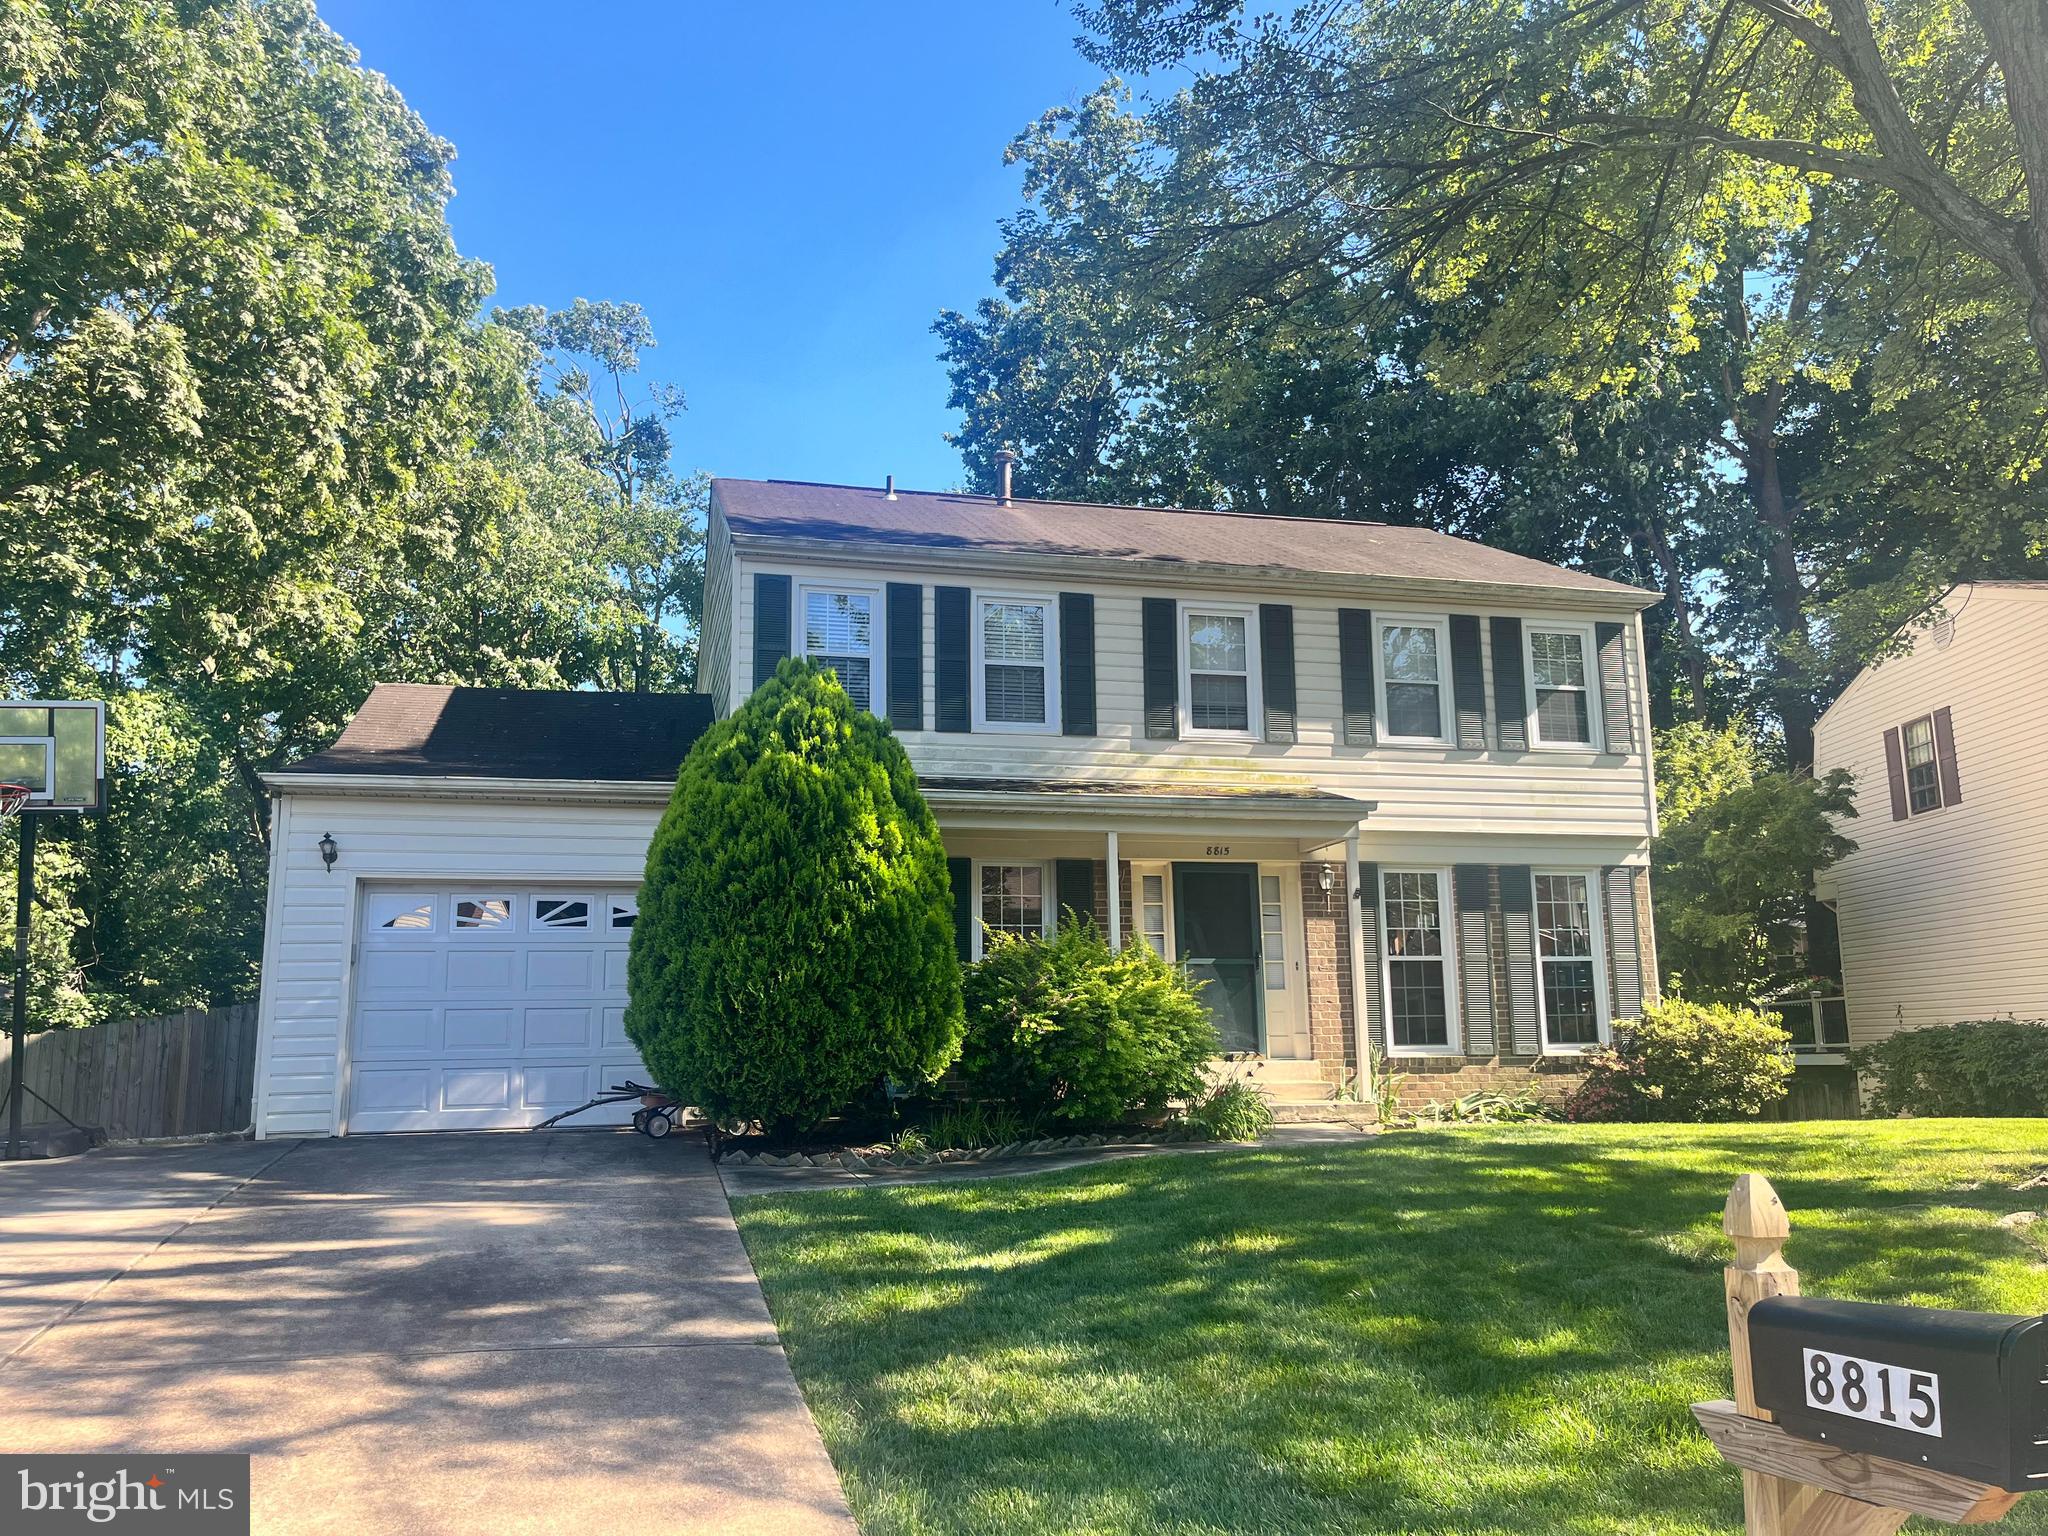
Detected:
[
  {"left": 975, "top": 597, "right": 1056, "bottom": 729},
  {"left": 1377, "top": 618, "right": 1449, "bottom": 743},
  {"left": 802, "top": 587, "right": 876, "bottom": 713},
  {"left": 1184, "top": 608, "right": 1256, "bottom": 734},
  {"left": 1527, "top": 625, "right": 1597, "bottom": 747},
  {"left": 1901, "top": 715, "right": 1943, "bottom": 814},
  {"left": 1534, "top": 873, "right": 1602, "bottom": 1048}
]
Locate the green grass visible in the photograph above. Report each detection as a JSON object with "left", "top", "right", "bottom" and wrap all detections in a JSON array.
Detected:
[{"left": 734, "top": 1123, "right": 2048, "bottom": 1536}]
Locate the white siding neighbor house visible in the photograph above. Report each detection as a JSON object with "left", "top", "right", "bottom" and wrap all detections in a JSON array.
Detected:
[
  {"left": 252, "top": 477, "right": 1663, "bottom": 1136},
  {"left": 1814, "top": 582, "right": 2048, "bottom": 1048}
]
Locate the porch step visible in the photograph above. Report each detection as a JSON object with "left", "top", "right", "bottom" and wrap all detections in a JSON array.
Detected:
[{"left": 1207, "top": 1056, "right": 1344, "bottom": 1106}]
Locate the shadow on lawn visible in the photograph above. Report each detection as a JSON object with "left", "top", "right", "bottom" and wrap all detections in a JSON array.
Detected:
[{"left": 739, "top": 1125, "right": 2048, "bottom": 1536}]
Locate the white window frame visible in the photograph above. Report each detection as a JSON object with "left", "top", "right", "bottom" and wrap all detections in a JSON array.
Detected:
[
  {"left": 1132, "top": 861, "right": 1174, "bottom": 961},
  {"left": 797, "top": 580, "right": 884, "bottom": 718},
  {"left": 970, "top": 591, "right": 1061, "bottom": 734},
  {"left": 1374, "top": 614, "right": 1453, "bottom": 746},
  {"left": 1524, "top": 620, "right": 1603, "bottom": 751},
  {"left": 1177, "top": 600, "right": 1263, "bottom": 741},
  {"left": 1376, "top": 865, "right": 1462, "bottom": 1057},
  {"left": 1899, "top": 713, "right": 1945, "bottom": 815},
  {"left": 1530, "top": 868, "right": 1611, "bottom": 1055},
  {"left": 970, "top": 858, "right": 1054, "bottom": 959}
]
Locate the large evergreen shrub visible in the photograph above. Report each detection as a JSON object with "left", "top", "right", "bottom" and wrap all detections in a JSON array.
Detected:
[
  {"left": 624, "top": 658, "right": 963, "bottom": 1130},
  {"left": 1852, "top": 1020, "right": 2048, "bottom": 1117},
  {"left": 960, "top": 921, "right": 1217, "bottom": 1125},
  {"left": 1563, "top": 996, "right": 1793, "bottom": 1121}
]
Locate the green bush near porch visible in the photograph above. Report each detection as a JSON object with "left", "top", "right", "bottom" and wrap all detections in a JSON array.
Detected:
[
  {"left": 1853, "top": 1018, "right": 2048, "bottom": 1116},
  {"left": 624, "top": 658, "right": 963, "bottom": 1132},
  {"left": 1565, "top": 996, "right": 1793, "bottom": 1121}
]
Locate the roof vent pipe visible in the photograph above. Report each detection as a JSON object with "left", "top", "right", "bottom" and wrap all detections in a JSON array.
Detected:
[
  {"left": 995, "top": 447, "right": 1017, "bottom": 506},
  {"left": 884, "top": 474, "right": 897, "bottom": 500}
]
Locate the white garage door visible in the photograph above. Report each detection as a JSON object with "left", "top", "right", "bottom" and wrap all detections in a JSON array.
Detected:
[{"left": 347, "top": 886, "right": 650, "bottom": 1133}]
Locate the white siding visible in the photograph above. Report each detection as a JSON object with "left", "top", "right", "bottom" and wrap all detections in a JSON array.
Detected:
[
  {"left": 252, "top": 792, "right": 662, "bottom": 1138},
  {"left": 1813, "top": 584, "right": 2048, "bottom": 1043},
  {"left": 733, "top": 551, "right": 1657, "bottom": 841}
]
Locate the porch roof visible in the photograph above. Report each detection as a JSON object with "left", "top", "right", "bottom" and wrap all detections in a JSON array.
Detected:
[{"left": 918, "top": 776, "right": 1374, "bottom": 839}]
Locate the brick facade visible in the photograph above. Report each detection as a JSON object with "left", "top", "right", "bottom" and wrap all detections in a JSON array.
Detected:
[
  {"left": 1385, "top": 1055, "right": 1588, "bottom": 1112},
  {"left": 1299, "top": 860, "right": 1356, "bottom": 1083}
]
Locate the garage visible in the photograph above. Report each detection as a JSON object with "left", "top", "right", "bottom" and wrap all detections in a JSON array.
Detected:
[
  {"left": 347, "top": 884, "right": 646, "bottom": 1132},
  {"left": 252, "top": 684, "right": 712, "bottom": 1138}
]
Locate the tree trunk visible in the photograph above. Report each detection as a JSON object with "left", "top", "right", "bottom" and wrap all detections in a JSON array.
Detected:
[
  {"left": 1633, "top": 496, "right": 1710, "bottom": 720},
  {"left": 1969, "top": 0, "right": 2048, "bottom": 384},
  {"left": 1749, "top": 436, "right": 1816, "bottom": 771}
]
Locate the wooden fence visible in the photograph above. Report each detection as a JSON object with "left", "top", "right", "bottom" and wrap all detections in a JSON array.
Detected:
[{"left": 0, "top": 1002, "right": 259, "bottom": 1142}]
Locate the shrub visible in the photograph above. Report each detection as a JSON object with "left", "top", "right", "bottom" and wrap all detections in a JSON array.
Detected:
[
  {"left": 1852, "top": 1020, "right": 2048, "bottom": 1117},
  {"left": 1180, "top": 1072, "right": 1274, "bottom": 1141},
  {"left": 1409, "top": 1086, "right": 1557, "bottom": 1125},
  {"left": 960, "top": 919, "right": 1218, "bottom": 1125},
  {"left": 624, "top": 658, "right": 963, "bottom": 1132},
  {"left": 1563, "top": 996, "right": 1793, "bottom": 1121}
]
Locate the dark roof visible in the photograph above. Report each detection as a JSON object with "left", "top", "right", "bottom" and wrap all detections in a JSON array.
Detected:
[
  {"left": 918, "top": 776, "right": 1361, "bottom": 803},
  {"left": 715, "top": 478, "right": 1654, "bottom": 602},
  {"left": 276, "top": 684, "right": 713, "bottom": 783}
]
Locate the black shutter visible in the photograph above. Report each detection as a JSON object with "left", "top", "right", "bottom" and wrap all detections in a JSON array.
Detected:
[
  {"left": 752, "top": 573, "right": 790, "bottom": 689},
  {"left": 1882, "top": 726, "right": 1909, "bottom": 820},
  {"left": 1055, "top": 859, "right": 1094, "bottom": 930},
  {"left": 948, "top": 856, "right": 974, "bottom": 961},
  {"left": 934, "top": 586, "right": 971, "bottom": 733},
  {"left": 1259, "top": 603, "right": 1297, "bottom": 743},
  {"left": 1497, "top": 864, "right": 1540, "bottom": 1054},
  {"left": 1060, "top": 592, "right": 1096, "bottom": 736},
  {"left": 886, "top": 582, "right": 923, "bottom": 731},
  {"left": 1595, "top": 621, "right": 1635, "bottom": 753},
  {"left": 1142, "top": 597, "right": 1178, "bottom": 740},
  {"left": 1354, "top": 860, "right": 1384, "bottom": 1053},
  {"left": 1490, "top": 616, "right": 1528, "bottom": 752},
  {"left": 1932, "top": 706, "right": 1962, "bottom": 806},
  {"left": 1338, "top": 607, "right": 1376, "bottom": 746},
  {"left": 1449, "top": 615, "right": 1487, "bottom": 750},
  {"left": 1453, "top": 864, "right": 1496, "bottom": 1056}
]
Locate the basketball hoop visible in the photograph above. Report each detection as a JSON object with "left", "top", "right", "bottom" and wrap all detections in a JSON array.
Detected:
[{"left": 0, "top": 784, "right": 28, "bottom": 822}]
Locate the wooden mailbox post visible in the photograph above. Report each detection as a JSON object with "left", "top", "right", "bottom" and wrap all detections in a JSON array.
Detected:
[{"left": 1695, "top": 1173, "right": 2027, "bottom": 1536}]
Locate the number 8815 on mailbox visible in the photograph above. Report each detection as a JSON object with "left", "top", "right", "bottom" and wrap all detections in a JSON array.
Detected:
[{"left": 1748, "top": 1295, "right": 2048, "bottom": 1492}]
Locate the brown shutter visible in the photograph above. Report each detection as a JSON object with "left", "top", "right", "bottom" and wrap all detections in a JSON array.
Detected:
[
  {"left": 1881, "top": 726, "right": 1909, "bottom": 821},
  {"left": 1932, "top": 706, "right": 1962, "bottom": 806}
]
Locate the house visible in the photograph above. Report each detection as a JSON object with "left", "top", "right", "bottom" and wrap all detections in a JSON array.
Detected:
[
  {"left": 1814, "top": 581, "right": 2048, "bottom": 1050},
  {"left": 251, "top": 477, "right": 1663, "bottom": 1136}
]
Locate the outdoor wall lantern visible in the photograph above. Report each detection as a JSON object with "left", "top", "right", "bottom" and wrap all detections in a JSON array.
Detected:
[
  {"left": 1318, "top": 864, "right": 1334, "bottom": 893},
  {"left": 318, "top": 831, "right": 339, "bottom": 871}
]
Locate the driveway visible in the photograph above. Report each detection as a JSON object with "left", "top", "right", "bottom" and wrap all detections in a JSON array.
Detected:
[{"left": 0, "top": 1132, "right": 855, "bottom": 1535}]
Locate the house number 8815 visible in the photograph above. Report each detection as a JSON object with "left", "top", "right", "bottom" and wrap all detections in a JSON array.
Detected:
[{"left": 1205, "top": 845, "right": 1232, "bottom": 856}]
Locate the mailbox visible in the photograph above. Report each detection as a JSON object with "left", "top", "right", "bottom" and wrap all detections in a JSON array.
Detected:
[{"left": 1749, "top": 1295, "right": 2048, "bottom": 1492}]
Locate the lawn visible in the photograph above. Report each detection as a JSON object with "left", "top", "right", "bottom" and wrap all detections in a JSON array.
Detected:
[{"left": 733, "top": 1123, "right": 2048, "bottom": 1536}]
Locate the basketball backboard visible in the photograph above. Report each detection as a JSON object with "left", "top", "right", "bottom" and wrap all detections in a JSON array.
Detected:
[{"left": 0, "top": 700, "right": 105, "bottom": 813}]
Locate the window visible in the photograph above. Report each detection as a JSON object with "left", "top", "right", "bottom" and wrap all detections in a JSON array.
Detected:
[
  {"left": 1527, "top": 625, "right": 1597, "bottom": 747},
  {"left": 978, "top": 863, "right": 1049, "bottom": 950},
  {"left": 802, "top": 587, "right": 876, "bottom": 713},
  {"left": 1381, "top": 870, "right": 1453, "bottom": 1050},
  {"left": 974, "top": 596, "right": 1057, "bottom": 729},
  {"left": 1377, "top": 618, "right": 1449, "bottom": 743},
  {"left": 1534, "top": 873, "right": 1603, "bottom": 1049},
  {"left": 1184, "top": 607, "right": 1256, "bottom": 735},
  {"left": 370, "top": 895, "right": 434, "bottom": 931},
  {"left": 1137, "top": 869, "right": 1170, "bottom": 958},
  {"left": 1259, "top": 874, "right": 1286, "bottom": 990},
  {"left": 1901, "top": 715, "right": 1943, "bottom": 814},
  {"left": 533, "top": 897, "right": 590, "bottom": 930},
  {"left": 608, "top": 895, "right": 639, "bottom": 929},
  {"left": 454, "top": 897, "right": 512, "bottom": 930}
]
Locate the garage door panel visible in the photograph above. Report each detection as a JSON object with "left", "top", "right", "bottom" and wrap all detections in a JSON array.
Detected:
[
  {"left": 522, "top": 1006, "right": 594, "bottom": 1049},
  {"left": 447, "top": 947, "right": 518, "bottom": 993},
  {"left": 444, "top": 1007, "right": 516, "bottom": 1050},
  {"left": 443, "top": 1068, "right": 514, "bottom": 1111},
  {"left": 353, "top": 1067, "right": 433, "bottom": 1113},
  {"left": 359, "top": 949, "right": 440, "bottom": 996},
  {"left": 602, "top": 949, "right": 630, "bottom": 990},
  {"left": 522, "top": 1064, "right": 594, "bottom": 1108},
  {"left": 526, "top": 947, "right": 595, "bottom": 990},
  {"left": 601, "top": 1006, "right": 632, "bottom": 1049},
  {"left": 355, "top": 1007, "right": 439, "bottom": 1054}
]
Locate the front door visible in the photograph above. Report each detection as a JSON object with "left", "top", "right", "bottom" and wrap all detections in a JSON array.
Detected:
[{"left": 1174, "top": 863, "right": 1262, "bottom": 1054}]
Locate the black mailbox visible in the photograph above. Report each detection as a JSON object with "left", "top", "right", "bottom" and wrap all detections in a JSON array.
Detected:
[{"left": 1749, "top": 1295, "right": 2048, "bottom": 1491}]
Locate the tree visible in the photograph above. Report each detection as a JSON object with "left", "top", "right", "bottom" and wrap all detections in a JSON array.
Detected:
[{"left": 624, "top": 660, "right": 964, "bottom": 1133}]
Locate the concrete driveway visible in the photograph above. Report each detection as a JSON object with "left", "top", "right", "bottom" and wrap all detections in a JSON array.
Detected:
[{"left": 0, "top": 1132, "right": 855, "bottom": 1535}]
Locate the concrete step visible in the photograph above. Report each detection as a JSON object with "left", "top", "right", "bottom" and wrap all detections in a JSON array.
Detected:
[
  {"left": 1260, "top": 1082, "right": 1338, "bottom": 1105},
  {"left": 1270, "top": 1102, "right": 1379, "bottom": 1127}
]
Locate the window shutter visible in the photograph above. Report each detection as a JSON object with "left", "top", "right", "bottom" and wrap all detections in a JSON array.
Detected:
[
  {"left": 1142, "top": 597, "right": 1178, "bottom": 739},
  {"left": 1338, "top": 607, "right": 1376, "bottom": 746},
  {"left": 1881, "top": 726, "right": 1909, "bottom": 821},
  {"left": 1490, "top": 617, "right": 1527, "bottom": 751},
  {"left": 934, "top": 586, "right": 971, "bottom": 733},
  {"left": 1594, "top": 622, "right": 1635, "bottom": 753},
  {"left": 1055, "top": 859, "right": 1094, "bottom": 930},
  {"left": 1497, "top": 864, "right": 1540, "bottom": 1054},
  {"left": 886, "top": 582, "right": 923, "bottom": 731},
  {"left": 1259, "top": 603, "right": 1297, "bottom": 743},
  {"left": 752, "top": 573, "right": 790, "bottom": 689},
  {"left": 1453, "top": 863, "right": 1496, "bottom": 1056},
  {"left": 1932, "top": 706, "right": 1962, "bottom": 806},
  {"left": 1601, "top": 867, "right": 1645, "bottom": 1021},
  {"left": 948, "top": 856, "right": 974, "bottom": 962},
  {"left": 1355, "top": 861, "right": 1384, "bottom": 1054},
  {"left": 1059, "top": 592, "right": 1096, "bottom": 736},
  {"left": 1449, "top": 615, "right": 1487, "bottom": 750}
]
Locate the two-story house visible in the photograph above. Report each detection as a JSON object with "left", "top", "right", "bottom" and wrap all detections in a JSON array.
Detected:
[{"left": 249, "top": 477, "right": 1661, "bottom": 1137}]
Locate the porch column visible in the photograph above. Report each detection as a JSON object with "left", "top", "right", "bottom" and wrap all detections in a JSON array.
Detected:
[
  {"left": 1346, "top": 830, "right": 1375, "bottom": 1098},
  {"left": 1105, "top": 830, "right": 1122, "bottom": 949}
]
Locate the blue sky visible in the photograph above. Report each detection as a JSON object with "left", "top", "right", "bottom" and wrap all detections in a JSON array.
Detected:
[{"left": 320, "top": 1, "right": 1115, "bottom": 493}]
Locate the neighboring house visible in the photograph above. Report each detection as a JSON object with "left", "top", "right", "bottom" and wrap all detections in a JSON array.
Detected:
[
  {"left": 1814, "top": 582, "right": 2048, "bottom": 1049},
  {"left": 252, "top": 477, "right": 1662, "bottom": 1137}
]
